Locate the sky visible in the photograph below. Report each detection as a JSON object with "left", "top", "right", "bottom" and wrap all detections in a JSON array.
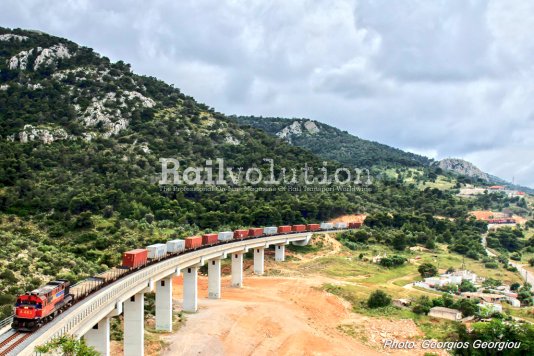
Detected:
[{"left": 1, "top": 0, "right": 533, "bottom": 187}]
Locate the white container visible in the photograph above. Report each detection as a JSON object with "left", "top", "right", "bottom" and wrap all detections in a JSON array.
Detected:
[
  {"left": 263, "top": 226, "right": 278, "bottom": 235},
  {"left": 218, "top": 231, "right": 234, "bottom": 241},
  {"left": 166, "top": 239, "right": 185, "bottom": 253},
  {"left": 320, "top": 223, "right": 334, "bottom": 230},
  {"left": 334, "top": 222, "right": 348, "bottom": 229},
  {"left": 147, "top": 243, "right": 167, "bottom": 259}
]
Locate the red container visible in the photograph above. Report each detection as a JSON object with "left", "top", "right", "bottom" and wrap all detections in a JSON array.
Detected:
[
  {"left": 306, "top": 224, "right": 320, "bottom": 231},
  {"left": 248, "top": 228, "right": 263, "bottom": 237},
  {"left": 348, "top": 222, "right": 362, "bottom": 229},
  {"left": 234, "top": 229, "right": 249, "bottom": 239},
  {"left": 122, "top": 249, "right": 148, "bottom": 269},
  {"left": 202, "top": 233, "right": 218, "bottom": 245},
  {"left": 278, "top": 225, "right": 292, "bottom": 234},
  {"left": 292, "top": 224, "right": 306, "bottom": 232},
  {"left": 185, "top": 236, "right": 202, "bottom": 249}
]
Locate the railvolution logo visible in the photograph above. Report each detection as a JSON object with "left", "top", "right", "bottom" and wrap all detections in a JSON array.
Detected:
[{"left": 158, "top": 158, "right": 372, "bottom": 191}]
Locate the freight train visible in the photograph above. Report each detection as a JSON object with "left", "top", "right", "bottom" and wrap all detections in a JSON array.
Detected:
[{"left": 12, "top": 222, "right": 362, "bottom": 331}]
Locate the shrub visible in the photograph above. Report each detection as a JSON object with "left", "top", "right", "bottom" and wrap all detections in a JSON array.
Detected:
[
  {"left": 418, "top": 263, "right": 438, "bottom": 278},
  {"left": 484, "top": 262, "right": 499, "bottom": 269},
  {"left": 367, "top": 290, "right": 392, "bottom": 309}
]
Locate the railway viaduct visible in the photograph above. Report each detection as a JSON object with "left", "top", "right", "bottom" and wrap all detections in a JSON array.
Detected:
[{"left": 0, "top": 230, "right": 325, "bottom": 356}]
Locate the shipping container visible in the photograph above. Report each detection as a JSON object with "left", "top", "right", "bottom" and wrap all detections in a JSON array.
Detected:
[
  {"left": 202, "top": 233, "right": 219, "bottom": 245},
  {"left": 263, "top": 226, "right": 278, "bottom": 235},
  {"left": 348, "top": 222, "right": 362, "bottom": 229},
  {"left": 334, "top": 222, "right": 348, "bottom": 229},
  {"left": 218, "top": 231, "right": 234, "bottom": 241},
  {"left": 234, "top": 229, "right": 249, "bottom": 239},
  {"left": 147, "top": 243, "right": 167, "bottom": 259},
  {"left": 306, "top": 223, "right": 320, "bottom": 231},
  {"left": 166, "top": 239, "right": 185, "bottom": 253},
  {"left": 248, "top": 228, "right": 264, "bottom": 237},
  {"left": 278, "top": 225, "right": 292, "bottom": 234},
  {"left": 320, "top": 222, "right": 334, "bottom": 230},
  {"left": 185, "top": 236, "right": 202, "bottom": 249},
  {"left": 292, "top": 224, "right": 306, "bottom": 232},
  {"left": 122, "top": 249, "right": 148, "bottom": 269}
]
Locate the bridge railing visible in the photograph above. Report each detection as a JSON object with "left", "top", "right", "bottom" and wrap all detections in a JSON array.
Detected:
[
  {"left": 12, "top": 231, "right": 322, "bottom": 355},
  {"left": 0, "top": 316, "right": 13, "bottom": 330}
]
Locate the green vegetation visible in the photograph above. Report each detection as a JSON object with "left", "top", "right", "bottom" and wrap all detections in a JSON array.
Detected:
[
  {"left": 35, "top": 336, "right": 99, "bottom": 356},
  {"left": 234, "top": 117, "right": 430, "bottom": 168},
  {"left": 487, "top": 227, "right": 524, "bottom": 252},
  {"left": 367, "top": 290, "right": 392, "bottom": 308},
  {"left": 418, "top": 263, "right": 438, "bottom": 278}
]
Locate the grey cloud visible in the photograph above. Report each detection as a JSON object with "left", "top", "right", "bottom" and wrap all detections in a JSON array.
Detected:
[{"left": 0, "top": 0, "right": 533, "bottom": 187}]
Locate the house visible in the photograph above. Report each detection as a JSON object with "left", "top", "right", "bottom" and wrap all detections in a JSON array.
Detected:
[
  {"left": 393, "top": 298, "right": 411, "bottom": 308},
  {"left": 428, "top": 307, "right": 462, "bottom": 321},
  {"left": 461, "top": 292, "right": 506, "bottom": 304},
  {"left": 479, "top": 302, "right": 503, "bottom": 315},
  {"left": 489, "top": 185, "right": 505, "bottom": 190},
  {"left": 424, "top": 270, "right": 480, "bottom": 288},
  {"left": 505, "top": 297, "right": 521, "bottom": 308}
]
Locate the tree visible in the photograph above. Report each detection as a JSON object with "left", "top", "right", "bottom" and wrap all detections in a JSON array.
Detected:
[
  {"left": 529, "top": 258, "right": 534, "bottom": 267},
  {"left": 454, "top": 298, "right": 478, "bottom": 317},
  {"left": 35, "top": 336, "right": 99, "bottom": 356},
  {"left": 510, "top": 282, "right": 521, "bottom": 291},
  {"left": 412, "top": 296, "right": 433, "bottom": 314},
  {"left": 367, "top": 290, "right": 392, "bottom": 308},
  {"left": 459, "top": 280, "right": 477, "bottom": 293},
  {"left": 418, "top": 263, "right": 438, "bottom": 278},
  {"left": 392, "top": 234, "right": 407, "bottom": 251}
]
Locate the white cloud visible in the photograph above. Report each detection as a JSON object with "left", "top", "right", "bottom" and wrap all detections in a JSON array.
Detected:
[{"left": 0, "top": 0, "right": 533, "bottom": 187}]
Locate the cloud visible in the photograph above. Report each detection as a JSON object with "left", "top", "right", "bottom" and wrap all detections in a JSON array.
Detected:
[{"left": 0, "top": 0, "right": 533, "bottom": 187}]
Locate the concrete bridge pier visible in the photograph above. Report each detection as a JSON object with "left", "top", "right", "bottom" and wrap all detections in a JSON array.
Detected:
[
  {"left": 155, "top": 276, "right": 173, "bottom": 331},
  {"left": 253, "top": 248, "right": 264, "bottom": 275},
  {"left": 208, "top": 258, "right": 222, "bottom": 299},
  {"left": 84, "top": 317, "right": 110, "bottom": 356},
  {"left": 231, "top": 252, "right": 244, "bottom": 287},
  {"left": 124, "top": 292, "right": 144, "bottom": 356},
  {"left": 275, "top": 243, "right": 286, "bottom": 262},
  {"left": 183, "top": 265, "right": 198, "bottom": 312}
]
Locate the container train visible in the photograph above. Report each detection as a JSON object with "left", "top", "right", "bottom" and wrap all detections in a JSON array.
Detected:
[
  {"left": 13, "top": 222, "right": 362, "bottom": 331},
  {"left": 120, "top": 223, "right": 361, "bottom": 268}
]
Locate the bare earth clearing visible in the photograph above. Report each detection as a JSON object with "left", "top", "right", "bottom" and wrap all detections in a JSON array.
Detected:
[{"left": 158, "top": 274, "right": 445, "bottom": 356}]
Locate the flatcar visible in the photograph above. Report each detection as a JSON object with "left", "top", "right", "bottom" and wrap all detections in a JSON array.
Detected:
[{"left": 12, "top": 280, "right": 73, "bottom": 331}]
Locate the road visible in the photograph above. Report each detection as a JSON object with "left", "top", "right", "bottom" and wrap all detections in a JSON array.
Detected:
[{"left": 482, "top": 234, "right": 534, "bottom": 291}]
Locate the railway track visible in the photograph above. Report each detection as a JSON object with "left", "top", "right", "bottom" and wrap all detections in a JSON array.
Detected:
[{"left": 0, "top": 330, "right": 33, "bottom": 356}]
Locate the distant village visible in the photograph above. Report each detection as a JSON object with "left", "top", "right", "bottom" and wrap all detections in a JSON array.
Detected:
[{"left": 406, "top": 269, "right": 525, "bottom": 321}]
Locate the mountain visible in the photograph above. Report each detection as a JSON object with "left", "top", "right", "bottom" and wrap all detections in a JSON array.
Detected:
[
  {"left": 436, "top": 158, "right": 534, "bottom": 194},
  {"left": 436, "top": 158, "right": 490, "bottom": 182},
  {"left": 0, "top": 27, "right": 502, "bottom": 318},
  {"left": 234, "top": 117, "right": 431, "bottom": 168}
]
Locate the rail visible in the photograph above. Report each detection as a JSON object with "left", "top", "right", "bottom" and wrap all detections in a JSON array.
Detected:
[{"left": 8, "top": 229, "right": 338, "bottom": 356}]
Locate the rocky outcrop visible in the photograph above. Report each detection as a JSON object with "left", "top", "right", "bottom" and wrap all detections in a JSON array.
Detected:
[
  {"left": 8, "top": 48, "right": 34, "bottom": 70},
  {"left": 224, "top": 134, "right": 240, "bottom": 145},
  {"left": 437, "top": 158, "right": 490, "bottom": 181},
  {"left": 276, "top": 120, "right": 320, "bottom": 141},
  {"left": 18, "top": 125, "right": 69, "bottom": 144},
  {"left": 8, "top": 43, "right": 71, "bottom": 70},
  {"left": 0, "top": 34, "right": 28, "bottom": 41},
  {"left": 34, "top": 44, "right": 71, "bottom": 69}
]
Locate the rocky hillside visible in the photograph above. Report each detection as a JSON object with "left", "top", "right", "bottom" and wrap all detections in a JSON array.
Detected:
[
  {"left": 0, "top": 27, "right": 490, "bottom": 318},
  {"left": 436, "top": 158, "right": 490, "bottom": 182},
  {"left": 234, "top": 117, "right": 431, "bottom": 168}
]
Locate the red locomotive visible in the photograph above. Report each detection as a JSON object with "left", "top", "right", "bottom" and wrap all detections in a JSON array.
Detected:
[{"left": 12, "top": 280, "right": 73, "bottom": 331}]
